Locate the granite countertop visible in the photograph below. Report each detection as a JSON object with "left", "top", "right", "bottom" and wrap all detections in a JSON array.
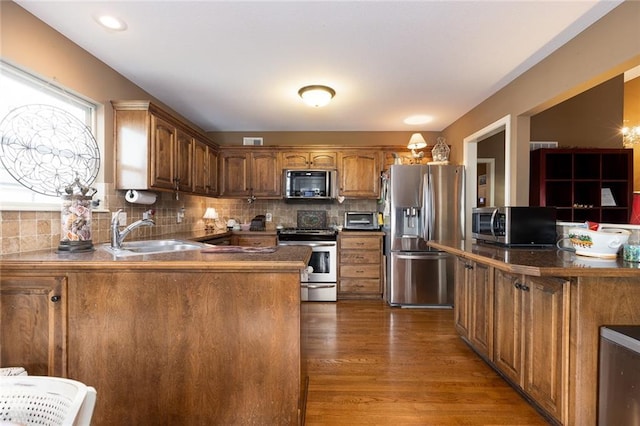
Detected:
[
  {"left": 429, "top": 239, "right": 640, "bottom": 277},
  {"left": 0, "top": 238, "right": 310, "bottom": 272}
]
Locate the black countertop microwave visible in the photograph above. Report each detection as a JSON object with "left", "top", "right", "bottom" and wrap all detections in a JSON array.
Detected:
[
  {"left": 283, "top": 169, "right": 336, "bottom": 201},
  {"left": 471, "top": 206, "right": 557, "bottom": 246}
]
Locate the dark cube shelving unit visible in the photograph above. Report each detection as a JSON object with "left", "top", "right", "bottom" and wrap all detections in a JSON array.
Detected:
[{"left": 530, "top": 148, "right": 633, "bottom": 224}]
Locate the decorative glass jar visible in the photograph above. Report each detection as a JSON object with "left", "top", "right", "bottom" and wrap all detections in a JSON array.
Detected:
[{"left": 58, "top": 178, "right": 96, "bottom": 253}]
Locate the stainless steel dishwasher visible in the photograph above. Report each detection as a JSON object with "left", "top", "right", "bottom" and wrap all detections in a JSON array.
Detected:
[{"left": 599, "top": 325, "right": 640, "bottom": 425}]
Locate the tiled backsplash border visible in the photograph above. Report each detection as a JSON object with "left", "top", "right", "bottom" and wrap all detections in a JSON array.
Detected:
[{"left": 0, "top": 191, "right": 377, "bottom": 255}]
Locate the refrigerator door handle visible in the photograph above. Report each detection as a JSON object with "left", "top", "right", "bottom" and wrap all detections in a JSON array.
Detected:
[
  {"left": 422, "top": 171, "right": 434, "bottom": 241},
  {"left": 394, "top": 252, "right": 448, "bottom": 260}
]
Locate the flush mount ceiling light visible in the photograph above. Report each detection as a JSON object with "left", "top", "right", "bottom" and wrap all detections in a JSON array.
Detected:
[
  {"left": 404, "top": 115, "right": 434, "bottom": 125},
  {"left": 94, "top": 14, "right": 128, "bottom": 31},
  {"left": 298, "top": 85, "right": 336, "bottom": 107}
]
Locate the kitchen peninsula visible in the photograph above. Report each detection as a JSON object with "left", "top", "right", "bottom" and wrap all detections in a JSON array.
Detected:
[
  {"left": 0, "top": 244, "right": 311, "bottom": 425},
  {"left": 429, "top": 240, "right": 640, "bottom": 426}
]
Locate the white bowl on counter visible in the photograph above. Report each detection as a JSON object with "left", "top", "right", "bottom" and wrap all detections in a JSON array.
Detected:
[{"left": 566, "top": 228, "right": 631, "bottom": 259}]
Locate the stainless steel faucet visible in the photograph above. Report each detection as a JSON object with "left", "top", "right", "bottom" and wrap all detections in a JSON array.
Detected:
[{"left": 110, "top": 209, "right": 155, "bottom": 249}]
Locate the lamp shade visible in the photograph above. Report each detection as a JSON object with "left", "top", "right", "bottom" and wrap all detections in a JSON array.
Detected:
[
  {"left": 407, "top": 133, "right": 427, "bottom": 150},
  {"left": 298, "top": 85, "right": 335, "bottom": 107},
  {"left": 203, "top": 207, "right": 218, "bottom": 220}
]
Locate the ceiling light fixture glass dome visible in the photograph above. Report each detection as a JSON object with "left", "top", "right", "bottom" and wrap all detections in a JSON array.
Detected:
[{"left": 298, "top": 85, "right": 336, "bottom": 107}]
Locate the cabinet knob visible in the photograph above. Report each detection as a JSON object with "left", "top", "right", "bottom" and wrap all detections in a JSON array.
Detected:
[
  {"left": 464, "top": 263, "right": 473, "bottom": 270},
  {"left": 50, "top": 295, "right": 61, "bottom": 302}
]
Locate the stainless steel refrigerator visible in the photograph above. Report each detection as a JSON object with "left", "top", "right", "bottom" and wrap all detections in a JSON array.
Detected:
[{"left": 383, "top": 164, "right": 464, "bottom": 306}]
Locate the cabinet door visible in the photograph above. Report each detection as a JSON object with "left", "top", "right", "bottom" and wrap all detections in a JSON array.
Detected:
[
  {"left": 0, "top": 276, "right": 67, "bottom": 377},
  {"left": 523, "top": 276, "right": 567, "bottom": 422},
  {"left": 310, "top": 152, "right": 337, "bottom": 168},
  {"left": 219, "top": 151, "right": 250, "bottom": 197},
  {"left": 469, "top": 262, "right": 492, "bottom": 359},
  {"left": 280, "top": 151, "right": 337, "bottom": 169},
  {"left": 494, "top": 270, "right": 524, "bottom": 386},
  {"left": 206, "top": 146, "right": 219, "bottom": 196},
  {"left": 175, "top": 128, "right": 194, "bottom": 192},
  {"left": 454, "top": 257, "right": 470, "bottom": 337},
  {"left": 150, "top": 115, "right": 176, "bottom": 189},
  {"left": 251, "top": 151, "right": 281, "bottom": 197},
  {"left": 280, "top": 151, "right": 309, "bottom": 169},
  {"left": 192, "top": 139, "right": 209, "bottom": 194},
  {"left": 193, "top": 140, "right": 218, "bottom": 196},
  {"left": 338, "top": 152, "right": 381, "bottom": 198}
]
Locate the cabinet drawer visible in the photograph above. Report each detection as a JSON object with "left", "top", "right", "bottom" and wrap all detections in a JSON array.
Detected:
[
  {"left": 340, "top": 237, "right": 380, "bottom": 250},
  {"left": 340, "top": 264, "right": 380, "bottom": 279},
  {"left": 340, "top": 250, "right": 380, "bottom": 264},
  {"left": 340, "top": 278, "right": 381, "bottom": 294},
  {"left": 232, "top": 236, "right": 277, "bottom": 247}
]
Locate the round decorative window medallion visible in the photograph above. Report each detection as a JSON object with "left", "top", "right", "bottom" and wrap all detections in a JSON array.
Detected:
[{"left": 0, "top": 104, "right": 100, "bottom": 196}]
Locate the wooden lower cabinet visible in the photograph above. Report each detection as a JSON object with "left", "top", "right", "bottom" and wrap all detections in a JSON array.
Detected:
[
  {"left": 338, "top": 233, "right": 383, "bottom": 299},
  {"left": 493, "top": 271, "right": 524, "bottom": 385},
  {"left": 482, "top": 269, "right": 568, "bottom": 424},
  {"left": 454, "top": 257, "right": 493, "bottom": 358},
  {"left": 0, "top": 275, "right": 67, "bottom": 377},
  {"left": 523, "top": 276, "right": 568, "bottom": 422}
]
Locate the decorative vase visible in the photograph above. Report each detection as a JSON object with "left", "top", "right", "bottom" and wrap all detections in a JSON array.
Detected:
[{"left": 431, "top": 137, "right": 450, "bottom": 163}]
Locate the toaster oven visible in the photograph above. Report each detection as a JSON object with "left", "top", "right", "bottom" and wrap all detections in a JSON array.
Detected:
[{"left": 344, "top": 211, "right": 380, "bottom": 231}]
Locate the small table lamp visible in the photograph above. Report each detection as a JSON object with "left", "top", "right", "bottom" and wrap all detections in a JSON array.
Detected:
[
  {"left": 407, "top": 133, "right": 427, "bottom": 163},
  {"left": 203, "top": 207, "right": 219, "bottom": 230}
]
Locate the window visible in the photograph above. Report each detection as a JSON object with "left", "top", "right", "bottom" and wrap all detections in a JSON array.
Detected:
[{"left": 0, "top": 61, "right": 103, "bottom": 210}]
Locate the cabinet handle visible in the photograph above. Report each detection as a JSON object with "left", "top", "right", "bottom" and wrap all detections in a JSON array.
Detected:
[
  {"left": 50, "top": 295, "right": 61, "bottom": 302},
  {"left": 514, "top": 282, "right": 530, "bottom": 292},
  {"left": 464, "top": 263, "right": 473, "bottom": 270}
]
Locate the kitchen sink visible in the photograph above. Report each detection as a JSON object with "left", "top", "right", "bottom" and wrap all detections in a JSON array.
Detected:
[{"left": 100, "top": 239, "right": 208, "bottom": 256}]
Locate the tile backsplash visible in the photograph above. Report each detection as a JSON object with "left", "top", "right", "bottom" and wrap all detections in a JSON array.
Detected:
[{"left": 0, "top": 190, "right": 378, "bottom": 255}]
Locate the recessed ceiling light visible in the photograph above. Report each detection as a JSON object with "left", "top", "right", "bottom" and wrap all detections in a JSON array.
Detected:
[
  {"left": 404, "top": 115, "right": 434, "bottom": 125},
  {"left": 94, "top": 15, "right": 127, "bottom": 31}
]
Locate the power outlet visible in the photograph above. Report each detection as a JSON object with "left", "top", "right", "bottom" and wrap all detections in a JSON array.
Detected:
[{"left": 265, "top": 212, "right": 273, "bottom": 222}]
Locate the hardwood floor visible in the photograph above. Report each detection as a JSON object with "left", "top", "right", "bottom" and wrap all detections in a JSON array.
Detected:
[{"left": 302, "top": 300, "right": 549, "bottom": 425}]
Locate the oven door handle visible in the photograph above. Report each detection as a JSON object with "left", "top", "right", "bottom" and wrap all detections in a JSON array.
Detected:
[
  {"left": 301, "top": 284, "right": 336, "bottom": 289},
  {"left": 279, "top": 242, "right": 336, "bottom": 247}
]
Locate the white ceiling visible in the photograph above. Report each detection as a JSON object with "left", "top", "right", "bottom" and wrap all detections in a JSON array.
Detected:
[{"left": 16, "top": 0, "right": 623, "bottom": 132}]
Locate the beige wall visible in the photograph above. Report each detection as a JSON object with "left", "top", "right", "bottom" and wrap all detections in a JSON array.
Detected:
[
  {"left": 530, "top": 75, "right": 624, "bottom": 148},
  {"left": 441, "top": 0, "right": 640, "bottom": 205},
  {"left": 1, "top": 1, "right": 639, "bottom": 253}
]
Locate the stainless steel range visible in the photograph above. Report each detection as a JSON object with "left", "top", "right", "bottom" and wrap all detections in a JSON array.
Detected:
[{"left": 277, "top": 212, "right": 338, "bottom": 302}]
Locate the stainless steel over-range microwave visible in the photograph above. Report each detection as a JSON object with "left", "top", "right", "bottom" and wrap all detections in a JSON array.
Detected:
[
  {"left": 283, "top": 169, "right": 336, "bottom": 200},
  {"left": 471, "top": 206, "right": 557, "bottom": 246}
]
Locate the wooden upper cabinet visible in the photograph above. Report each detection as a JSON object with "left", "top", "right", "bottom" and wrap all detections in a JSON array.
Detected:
[
  {"left": 0, "top": 276, "right": 67, "bottom": 377},
  {"left": 280, "top": 151, "right": 337, "bottom": 169},
  {"left": 149, "top": 115, "right": 176, "bottom": 190},
  {"left": 193, "top": 138, "right": 218, "bottom": 196},
  {"left": 219, "top": 150, "right": 250, "bottom": 197},
  {"left": 218, "top": 149, "right": 280, "bottom": 198},
  {"left": 175, "top": 128, "right": 194, "bottom": 192},
  {"left": 382, "top": 148, "right": 425, "bottom": 169},
  {"left": 112, "top": 100, "right": 218, "bottom": 197},
  {"left": 338, "top": 151, "right": 381, "bottom": 198},
  {"left": 251, "top": 150, "right": 281, "bottom": 197}
]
